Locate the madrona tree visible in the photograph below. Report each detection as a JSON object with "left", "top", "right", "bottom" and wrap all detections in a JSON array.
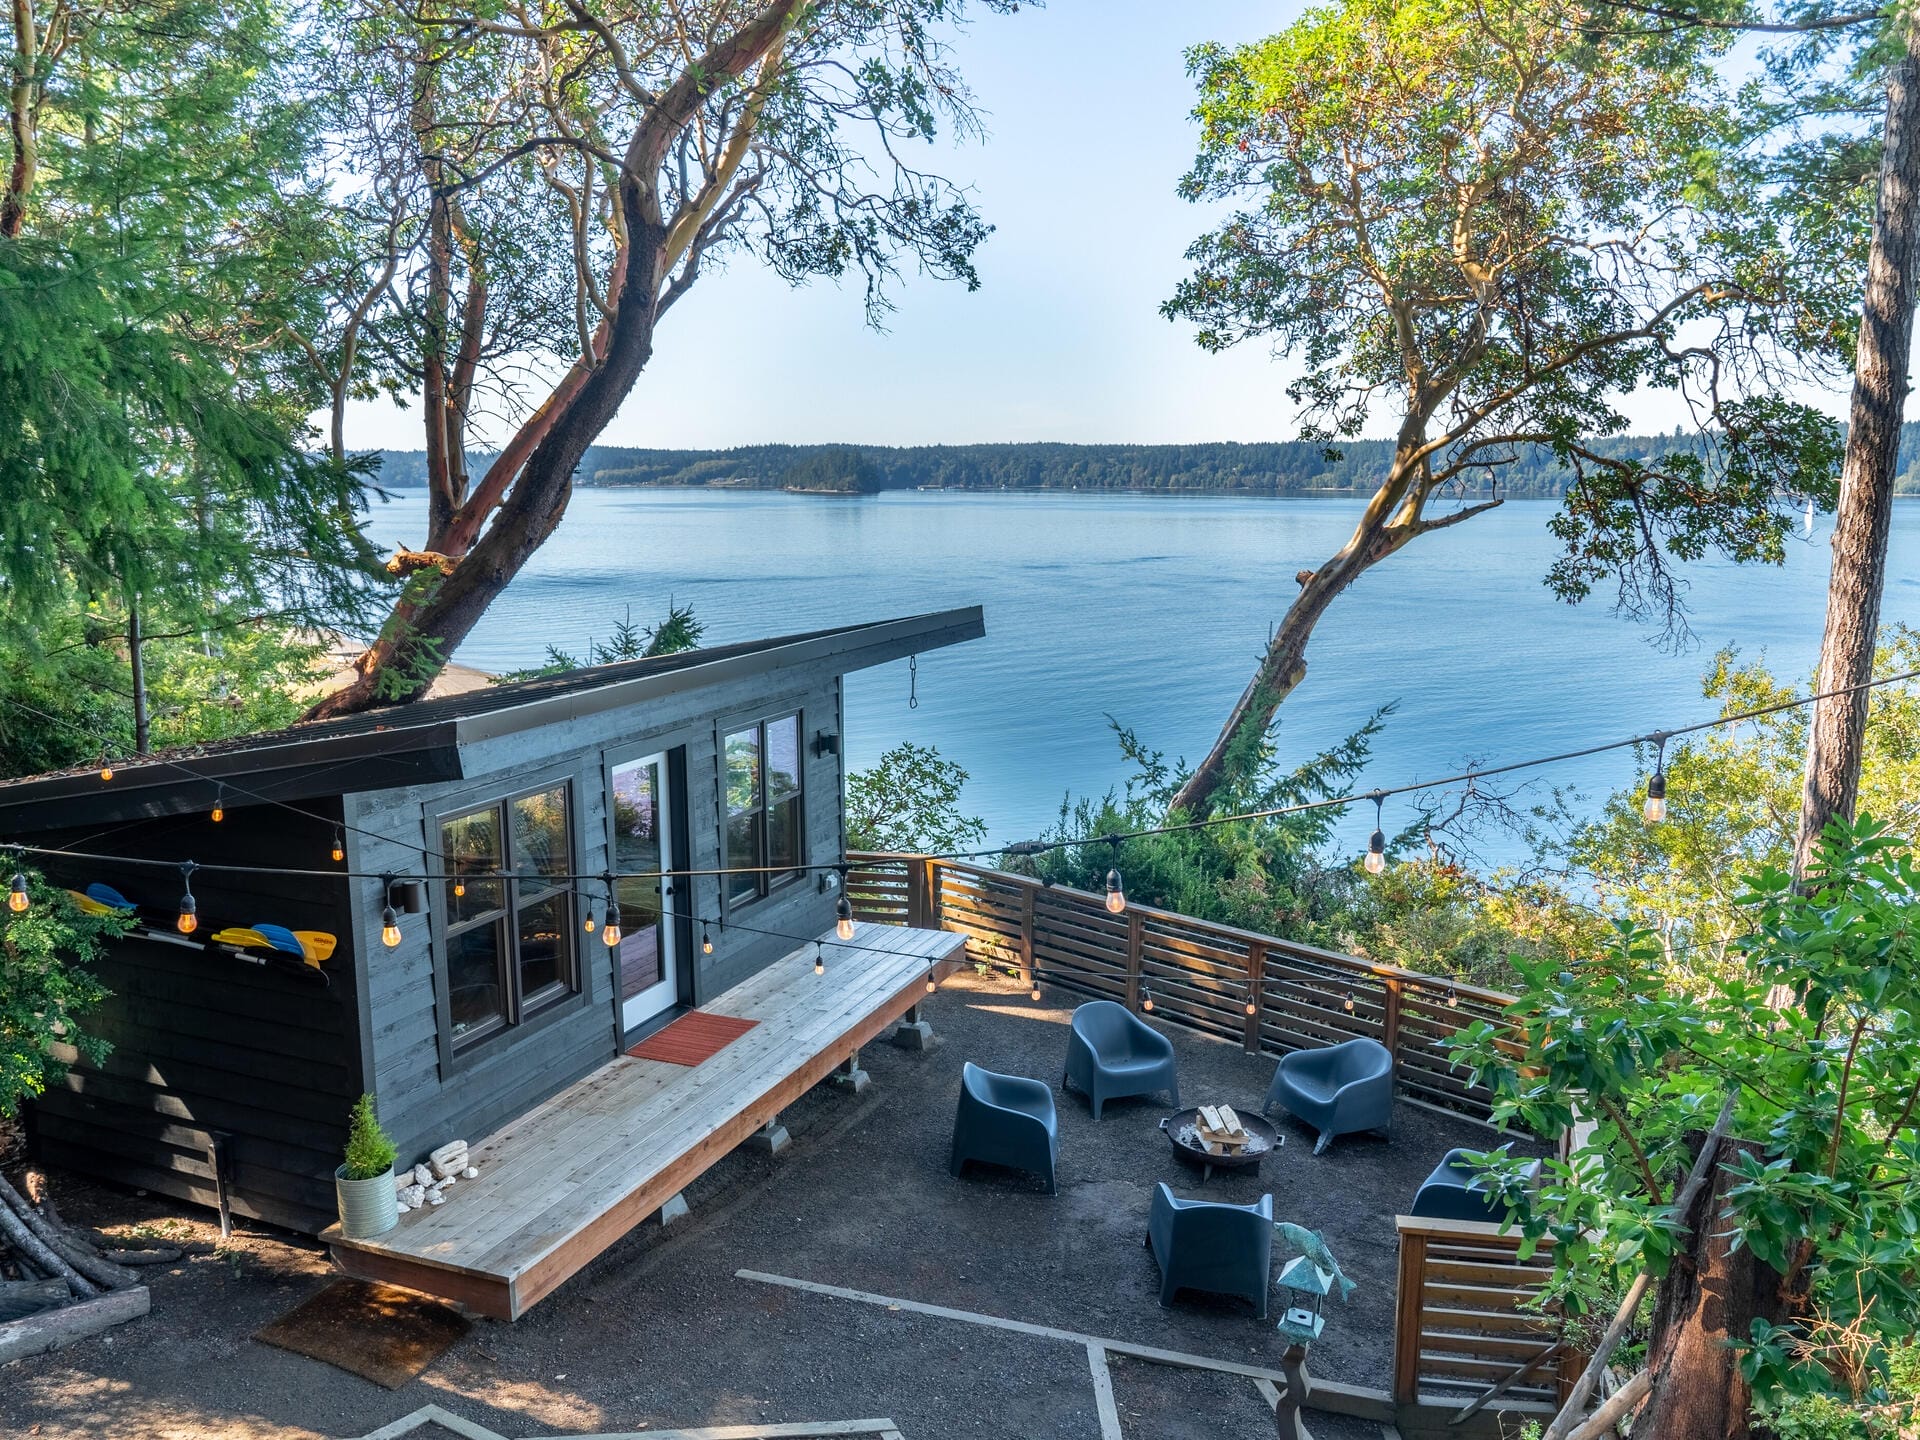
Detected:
[
  {"left": 305, "top": 0, "right": 1017, "bottom": 717},
  {"left": 1163, "top": 0, "right": 1853, "bottom": 817}
]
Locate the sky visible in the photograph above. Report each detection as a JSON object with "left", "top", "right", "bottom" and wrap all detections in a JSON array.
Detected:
[{"left": 339, "top": 0, "right": 1846, "bottom": 454}]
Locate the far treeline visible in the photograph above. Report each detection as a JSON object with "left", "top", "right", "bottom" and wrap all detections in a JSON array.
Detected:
[{"left": 373, "top": 429, "right": 1920, "bottom": 498}]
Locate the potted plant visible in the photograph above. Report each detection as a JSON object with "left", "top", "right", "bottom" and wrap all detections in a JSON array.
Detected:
[{"left": 336, "top": 1093, "right": 399, "bottom": 1238}]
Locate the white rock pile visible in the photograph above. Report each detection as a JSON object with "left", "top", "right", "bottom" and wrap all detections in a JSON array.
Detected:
[{"left": 393, "top": 1138, "right": 477, "bottom": 1213}]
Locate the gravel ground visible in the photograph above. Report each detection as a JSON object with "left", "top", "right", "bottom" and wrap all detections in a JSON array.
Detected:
[{"left": 0, "top": 970, "right": 1526, "bottom": 1439}]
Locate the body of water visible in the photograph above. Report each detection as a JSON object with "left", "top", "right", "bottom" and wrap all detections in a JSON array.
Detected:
[{"left": 362, "top": 489, "right": 1920, "bottom": 866}]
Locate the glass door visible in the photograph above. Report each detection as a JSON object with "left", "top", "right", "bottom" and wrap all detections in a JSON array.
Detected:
[{"left": 610, "top": 752, "right": 677, "bottom": 1032}]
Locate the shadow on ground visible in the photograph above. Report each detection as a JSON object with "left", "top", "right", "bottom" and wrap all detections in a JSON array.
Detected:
[{"left": 0, "top": 971, "right": 1529, "bottom": 1440}]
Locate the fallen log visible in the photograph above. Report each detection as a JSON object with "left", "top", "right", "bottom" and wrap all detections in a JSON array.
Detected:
[
  {"left": 0, "top": 1278, "right": 70, "bottom": 1321},
  {"left": 0, "top": 1284, "right": 150, "bottom": 1364},
  {"left": 0, "top": 1178, "right": 136, "bottom": 1290},
  {"left": 1567, "top": 1368, "right": 1651, "bottom": 1440},
  {"left": 101, "top": 1247, "right": 183, "bottom": 1267},
  {"left": 0, "top": 1193, "right": 96, "bottom": 1299}
]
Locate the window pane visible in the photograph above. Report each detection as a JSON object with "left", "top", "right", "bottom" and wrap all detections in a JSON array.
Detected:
[
  {"left": 766, "top": 715, "right": 801, "bottom": 806},
  {"left": 727, "top": 811, "right": 761, "bottom": 903},
  {"left": 517, "top": 891, "right": 569, "bottom": 1000},
  {"left": 511, "top": 786, "right": 569, "bottom": 878},
  {"left": 768, "top": 795, "right": 801, "bottom": 874},
  {"left": 448, "top": 922, "right": 505, "bottom": 1041},
  {"left": 724, "top": 728, "right": 760, "bottom": 817},
  {"left": 443, "top": 807, "right": 505, "bottom": 922},
  {"left": 612, "top": 757, "right": 668, "bottom": 983}
]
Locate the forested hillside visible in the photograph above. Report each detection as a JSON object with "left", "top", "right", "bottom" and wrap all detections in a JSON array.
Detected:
[{"left": 372, "top": 428, "right": 1920, "bottom": 497}]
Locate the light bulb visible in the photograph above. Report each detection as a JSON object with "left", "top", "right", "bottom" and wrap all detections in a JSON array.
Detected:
[
  {"left": 702, "top": 926, "right": 714, "bottom": 955},
  {"left": 583, "top": 909, "right": 597, "bottom": 933},
  {"left": 603, "top": 916, "right": 622, "bottom": 947},
  {"left": 1364, "top": 829, "right": 1386, "bottom": 875},
  {"left": 177, "top": 896, "right": 198, "bottom": 935},
  {"left": 1105, "top": 868, "right": 1126, "bottom": 915},
  {"left": 380, "top": 905, "right": 401, "bottom": 947},
  {"left": 331, "top": 829, "right": 344, "bottom": 863},
  {"left": 1245, "top": 998, "right": 1258, "bottom": 1017},
  {"left": 454, "top": 881, "right": 466, "bottom": 897},
  {"left": 814, "top": 945, "right": 825, "bottom": 975},
  {"left": 1140, "top": 986, "right": 1154, "bottom": 1014},
  {"left": 1643, "top": 772, "right": 1668, "bottom": 824},
  {"left": 99, "top": 763, "right": 113, "bottom": 782},
  {"left": 835, "top": 894, "right": 855, "bottom": 941},
  {"left": 1343, "top": 989, "right": 1356, "bottom": 1013},
  {"left": 8, "top": 874, "right": 29, "bottom": 913},
  {"left": 1445, "top": 983, "right": 1459, "bottom": 1009},
  {"left": 1030, "top": 983, "right": 1042, "bottom": 1002},
  {"left": 211, "top": 799, "right": 225, "bottom": 823},
  {"left": 925, "top": 970, "right": 937, "bottom": 994}
]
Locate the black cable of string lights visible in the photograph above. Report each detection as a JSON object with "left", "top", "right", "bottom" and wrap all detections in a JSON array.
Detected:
[{"left": 3, "top": 663, "right": 1916, "bottom": 892}]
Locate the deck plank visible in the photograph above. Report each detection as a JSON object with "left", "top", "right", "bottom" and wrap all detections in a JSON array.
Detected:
[{"left": 329, "top": 924, "right": 964, "bottom": 1318}]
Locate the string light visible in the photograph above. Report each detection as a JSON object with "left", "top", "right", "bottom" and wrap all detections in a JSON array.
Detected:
[
  {"left": 582, "top": 896, "right": 597, "bottom": 934},
  {"left": 601, "top": 874, "right": 621, "bottom": 946},
  {"left": 1104, "top": 836, "right": 1127, "bottom": 915},
  {"left": 98, "top": 755, "right": 113, "bottom": 782},
  {"left": 1245, "top": 990, "right": 1258, "bottom": 1018},
  {"left": 1643, "top": 733, "right": 1670, "bottom": 824},
  {"left": 925, "top": 967, "right": 937, "bottom": 994},
  {"left": 1445, "top": 981, "right": 1459, "bottom": 1009},
  {"left": 835, "top": 893, "right": 855, "bottom": 942},
  {"left": 702, "top": 924, "right": 714, "bottom": 955},
  {"left": 1343, "top": 988, "right": 1356, "bottom": 1013},
  {"left": 453, "top": 880, "right": 466, "bottom": 897},
  {"left": 380, "top": 905, "right": 401, "bottom": 947},
  {"left": 8, "top": 873, "right": 28, "bottom": 913},
  {"left": 1030, "top": 978, "right": 1042, "bottom": 1001},
  {"left": 814, "top": 943, "right": 826, "bottom": 975},
  {"left": 211, "top": 787, "right": 225, "bottom": 823},
  {"left": 176, "top": 863, "right": 198, "bottom": 935},
  {"left": 1363, "top": 790, "right": 1387, "bottom": 875},
  {"left": 331, "top": 829, "right": 344, "bottom": 864},
  {"left": 1139, "top": 984, "right": 1155, "bottom": 1014}
]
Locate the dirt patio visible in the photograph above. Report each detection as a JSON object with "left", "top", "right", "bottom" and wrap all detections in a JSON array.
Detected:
[{"left": 0, "top": 971, "right": 1520, "bottom": 1440}]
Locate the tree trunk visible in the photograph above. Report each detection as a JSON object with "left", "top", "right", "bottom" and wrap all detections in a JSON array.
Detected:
[
  {"left": 1793, "top": 17, "right": 1920, "bottom": 878},
  {"left": 1166, "top": 440, "right": 1479, "bottom": 816},
  {"left": 1628, "top": 1136, "right": 1787, "bottom": 1440}
]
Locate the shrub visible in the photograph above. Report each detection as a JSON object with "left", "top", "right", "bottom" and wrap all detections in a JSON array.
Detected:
[{"left": 342, "top": 1094, "right": 397, "bottom": 1180}]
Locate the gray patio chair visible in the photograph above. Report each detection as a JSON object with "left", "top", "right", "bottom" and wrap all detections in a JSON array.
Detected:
[
  {"left": 949, "top": 1061, "right": 1059, "bottom": 1194},
  {"left": 1410, "top": 1146, "right": 1541, "bottom": 1225},
  {"left": 1064, "top": 1000, "right": 1180, "bottom": 1120},
  {"left": 1263, "top": 1036, "right": 1393, "bottom": 1155},
  {"left": 1144, "top": 1182, "right": 1274, "bottom": 1318}
]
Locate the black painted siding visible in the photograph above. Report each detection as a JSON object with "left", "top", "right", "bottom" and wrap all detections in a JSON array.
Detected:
[{"left": 28, "top": 802, "right": 361, "bottom": 1234}]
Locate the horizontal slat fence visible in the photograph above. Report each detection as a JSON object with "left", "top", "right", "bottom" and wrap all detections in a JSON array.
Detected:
[
  {"left": 1393, "top": 1216, "right": 1578, "bottom": 1409},
  {"left": 848, "top": 852, "right": 1516, "bottom": 1123}
]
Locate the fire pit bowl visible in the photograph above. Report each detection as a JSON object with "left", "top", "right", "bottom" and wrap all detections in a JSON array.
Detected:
[{"left": 1160, "top": 1106, "right": 1282, "bottom": 1184}]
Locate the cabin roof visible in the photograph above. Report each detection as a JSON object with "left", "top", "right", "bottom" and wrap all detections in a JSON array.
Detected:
[{"left": 0, "top": 607, "right": 983, "bottom": 831}]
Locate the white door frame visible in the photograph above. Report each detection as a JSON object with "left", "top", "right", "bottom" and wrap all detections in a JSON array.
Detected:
[{"left": 612, "top": 750, "right": 678, "bottom": 1033}]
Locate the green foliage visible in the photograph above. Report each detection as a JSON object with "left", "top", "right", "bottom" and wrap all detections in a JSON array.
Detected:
[
  {"left": 342, "top": 1094, "right": 397, "bottom": 1181},
  {"left": 491, "top": 604, "right": 707, "bottom": 685},
  {"left": 1545, "top": 630, "right": 1920, "bottom": 975},
  {"left": 1450, "top": 818, "right": 1920, "bottom": 1416},
  {"left": 845, "top": 742, "right": 987, "bottom": 854},
  {"left": 779, "top": 447, "right": 882, "bottom": 493},
  {"left": 0, "top": 601, "right": 328, "bottom": 779},
  {"left": 0, "top": 871, "right": 129, "bottom": 1119},
  {"left": 1164, "top": 0, "right": 1843, "bottom": 635},
  {"left": 1012, "top": 714, "right": 1379, "bottom": 947},
  {"left": 0, "top": 0, "right": 388, "bottom": 641}
]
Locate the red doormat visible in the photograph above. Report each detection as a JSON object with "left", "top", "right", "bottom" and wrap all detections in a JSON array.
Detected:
[{"left": 627, "top": 1010, "right": 759, "bottom": 1065}]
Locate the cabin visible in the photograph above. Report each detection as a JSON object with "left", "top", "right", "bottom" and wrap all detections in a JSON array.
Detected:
[{"left": 0, "top": 608, "right": 981, "bottom": 1316}]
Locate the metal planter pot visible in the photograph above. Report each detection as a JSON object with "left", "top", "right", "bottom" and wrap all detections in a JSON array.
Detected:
[{"left": 335, "top": 1164, "right": 398, "bottom": 1239}]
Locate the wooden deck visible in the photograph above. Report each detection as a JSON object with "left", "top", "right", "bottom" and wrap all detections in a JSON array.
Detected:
[{"left": 324, "top": 922, "right": 965, "bottom": 1319}]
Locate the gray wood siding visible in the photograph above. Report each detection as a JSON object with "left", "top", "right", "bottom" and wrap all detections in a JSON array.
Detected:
[{"left": 352, "top": 664, "right": 848, "bottom": 1170}]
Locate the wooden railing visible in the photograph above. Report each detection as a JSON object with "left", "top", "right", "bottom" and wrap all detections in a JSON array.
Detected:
[
  {"left": 1393, "top": 1215, "right": 1578, "bottom": 1411},
  {"left": 847, "top": 853, "right": 1518, "bottom": 1123}
]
